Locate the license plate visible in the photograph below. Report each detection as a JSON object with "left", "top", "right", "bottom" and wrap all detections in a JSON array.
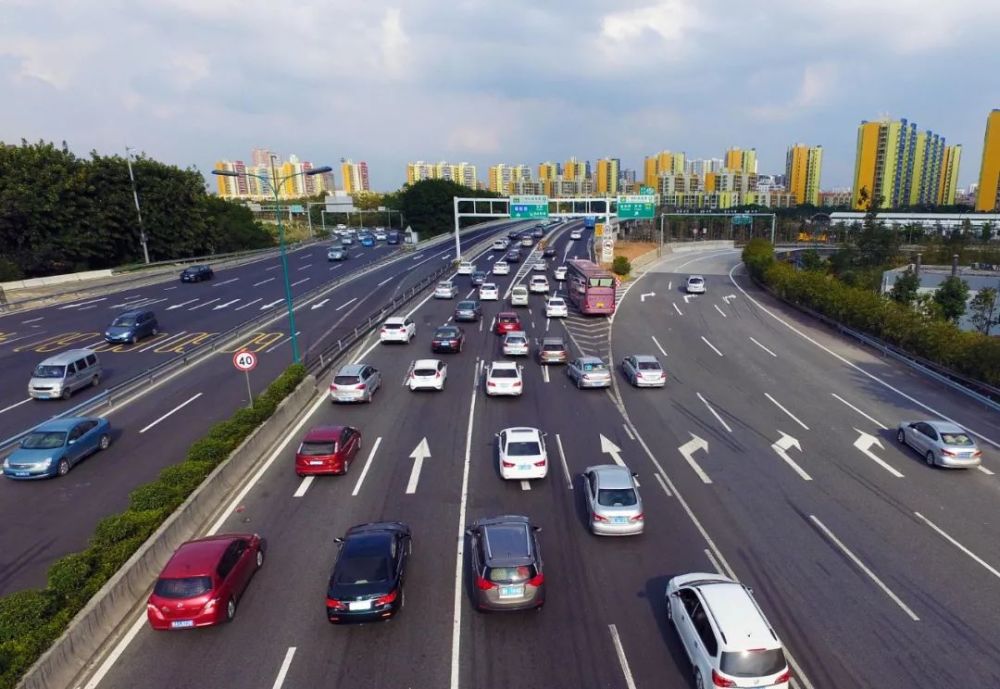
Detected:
[
  {"left": 348, "top": 600, "right": 372, "bottom": 611},
  {"left": 170, "top": 620, "right": 194, "bottom": 629},
  {"left": 14, "top": 471, "right": 30, "bottom": 477},
  {"left": 310, "top": 460, "right": 324, "bottom": 466},
  {"left": 518, "top": 464, "right": 533, "bottom": 471},
  {"left": 612, "top": 516, "right": 629, "bottom": 524},
  {"left": 498, "top": 585, "right": 524, "bottom": 599}
]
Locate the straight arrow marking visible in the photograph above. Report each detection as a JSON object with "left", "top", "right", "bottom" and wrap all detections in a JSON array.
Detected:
[
  {"left": 311, "top": 299, "right": 329, "bottom": 310},
  {"left": 406, "top": 437, "right": 431, "bottom": 494},
  {"left": 771, "top": 431, "right": 812, "bottom": 480},
  {"left": 213, "top": 299, "right": 239, "bottom": 310},
  {"left": 600, "top": 434, "right": 625, "bottom": 466},
  {"left": 853, "top": 428, "right": 903, "bottom": 477}
]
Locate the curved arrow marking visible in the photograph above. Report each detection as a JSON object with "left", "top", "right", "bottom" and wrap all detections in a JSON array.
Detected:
[
  {"left": 853, "top": 428, "right": 903, "bottom": 477},
  {"left": 678, "top": 434, "right": 711, "bottom": 484},
  {"left": 771, "top": 431, "right": 812, "bottom": 480}
]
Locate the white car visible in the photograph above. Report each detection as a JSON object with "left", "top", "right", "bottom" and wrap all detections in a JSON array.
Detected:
[
  {"left": 511, "top": 285, "right": 529, "bottom": 306},
  {"left": 485, "top": 360, "right": 523, "bottom": 397},
  {"left": 686, "top": 275, "right": 706, "bottom": 294},
  {"left": 520, "top": 237, "right": 533, "bottom": 248},
  {"left": 457, "top": 261, "right": 475, "bottom": 275},
  {"left": 408, "top": 359, "right": 447, "bottom": 391},
  {"left": 497, "top": 427, "right": 548, "bottom": 480},
  {"left": 492, "top": 239, "right": 508, "bottom": 251},
  {"left": 374, "top": 230, "right": 387, "bottom": 241},
  {"left": 532, "top": 261, "right": 547, "bottom": 272},
  {"left": 569, "top": 230, "right": 582, "bottom": 240},
  {"left": 492, "top": 261, "right": 510, "bottom": 275},
  {"left": 529, "top": 275, "right": 550, "bottom": 294},
  {"left": 434, "top": 281, "right": 458, "bottom": 299},
  {"left": 479, "top": 282, "right": 500, "bottom": 301},
  {"left": 502, "top": 331, "right": 529, "bottom": 356},
  {"left": 379, "top": 316, "right": 416, "bottom": 343},
  {"left": 340, "top": 234, "right": 354, "bottom": 245},
  {"left": 545, "top": 297, "right": 568, "bottom": 318},
  {"left": 336, "top": 223, "right": 347, "bottom": 230},
  {"left": 554, "top": 266, "right": 567, "bottom": 281}
]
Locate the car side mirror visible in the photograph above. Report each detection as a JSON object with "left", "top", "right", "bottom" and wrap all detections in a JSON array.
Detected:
[
  {"left": 67, "top": 439, "right": 76, "bottom": 445},
  {"left": 334, "top": 537, "right": 344, "bottom": 544},
  {"left": 532, "top": 526, "right": 542, "bottom": 533},
  {"left": 631, "top": 472, "right": 638, "bottom": 479},
  {"left": 464, "top": 529, "right": 474, "bottom": 537}
]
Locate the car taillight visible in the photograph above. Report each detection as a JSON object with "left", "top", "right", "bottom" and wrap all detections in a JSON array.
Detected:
[
  {"left": 774, "top": 668, "right": 792, "bottom": 683},
  {"left": 450, "top": 339, "right": 459, "bottom": 345},
  {"left": 475, "top": 576, "right": 497, "bottom": 590},
  {"left": 375, "top": 589, "right": 398, "bottom": 606},
  {"left": 355, "top": 383, "right": 366, "bottom": 390},
  {"left": 513, "top": 381, "right": 522, "bottom": 387},
  {"left": 972, "top": 450, "right": 982, "bottom": 457},
  {"left": 629, "top": 513, "right": 644, "bottom": 522},
  {"left": 325, "top": 598, "right": 347, "bottom": 610},
  {"left": 502, "top": 460, "right": 515, "bottom": 467},
  {"left": 146, "top": 603, "right": 164, "bottom": 618},
  {"left": 487, "top": 381, "right": 497, "bottom": 387},
  {"left": 528, "top": 573, "right": 544, "bottom": 587},
  {"left": 711, "top": 669, "right": 737, "bottom": 687},
  {"left": 201, "top": 598, "right": 219, "bottom": 614},
  {"left": 534, "top": 459, "right": 546, "bottom": 467},
  {"left": 592, "top": 512, "right": 609, "bottom": 522}
]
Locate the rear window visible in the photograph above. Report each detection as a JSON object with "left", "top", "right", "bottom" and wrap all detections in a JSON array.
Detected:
[
  {"left": 436, "top": 328, "right": 459, "bottom": 337},
  {"left": 413, "top": 367, "right": 438, "bottom": 377},
  {"left": 638, "top": 361, "right": 661, "bottom": 371},
  {"left": 384, "top": 323, "right": 403, "bottom": 330},
  {"left": 589, "top": 277, "right": 614, "bottom": 287},
  {"left": 457, "top": 301, "right": 476, "bottom": 309},
  {"left": 941, "top": 432, "right": 974, "bottom": 446},
  {"left": 486, "top": 565, "right": 536, "bottom": 583},
  {"left": 689, "top": 277, "right": 704, "bottom": 284},
  {"left": 334, "top": 376, "right": 361, "bottom": 385},
  {"left": 506, "top": 335, "right": 526, "bottom": 342},
  {"left": 154, "top": 576, "right": 213, "bottom": 599},
  {"left": 598, "top": 488, "right": 637, "bottom": 507},
  {"left": 300, "top": 441, "right": 336, "bottom": 455},
  {"left": 499, "top": 316, "right": 517, "bottom": 323},
  {"left": 507, "top": 440, "right": 541, "bottom": 456},
  {"left": 720, "top": 649, "right": 787, "bottom": 678},
  {"left": 112, "top": 316, "right": 137, "bottom": 327},
  {"left": 491, "top": 368, "right": 518, "bottom": 378},
  {"left": 543, "top": 343, "right": 564, "bottom": 351}
]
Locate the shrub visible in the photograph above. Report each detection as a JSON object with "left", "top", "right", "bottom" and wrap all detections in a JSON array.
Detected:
[
  {"left": 612, "top": 256, "right": 631, "bottom": 276},
  {"left": 46, "top": 552, "right": 96, "bottom": 606}
]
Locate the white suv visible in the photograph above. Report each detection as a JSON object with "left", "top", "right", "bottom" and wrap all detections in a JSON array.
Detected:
[
  {"left": 379, "top": 317, "right": 415, "bottom": 343},
  {"left": 492, "top": 261, "right": 510, "bottom": 275},
  {"left": 510, "top": 285, "right": 529, "bottom": 306},
  {"left": 434, "top": 281, "right": 458, "bottom": 299},
  {"left": 686, "top": 275, "right": 706, "bottom": 294},
  {"left": 529, "top": 275, "right": 549, "bottom": 294},
  {"left": 408, "top": 359, "right": 447, "bottom": 391},
  {"left": 666, "top": 573, "right": 790, "bottom": 689},
  {"left": 457, "top": 260, "right": 474, "bottom": 275}
]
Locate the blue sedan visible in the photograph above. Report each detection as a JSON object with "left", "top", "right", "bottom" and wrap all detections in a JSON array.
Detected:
[{"left": 3, "top": 417, "right": 112, "bottom": 480}]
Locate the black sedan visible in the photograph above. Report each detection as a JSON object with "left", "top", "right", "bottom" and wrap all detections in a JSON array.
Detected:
[
  {"left": 543, "top": 247, "right": 557, "bottom": 258},
  {"left": 431, "top": 325, "right": 466, "bottom": 353},
  {"left": 505, "top": 250, "right": 522, "bottom": 263},
  {"left": 453, "top": 300, "right": 482, "bottom": 322},
  {"left": 471, "top": 270, "right": 488, "bottom": 286},
  {"left": 180, "top": 265, "right": 213, "bottom": 282},
  {"left": 326, "top": 522, "right": 410, "bottom": 623}
]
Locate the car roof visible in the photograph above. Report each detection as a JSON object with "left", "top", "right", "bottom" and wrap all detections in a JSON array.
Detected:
[
  {"left": 456, "top": 300, "right": 478, "bottom": 306},
  {"left": 345, "top": 521, "right": 407, "bottom": 537},
  {"left": 481, "top": 282, "right": 497, "bottom": 287},
  {"left": 531, "top": 275, "right": 548, "bottom": 280},
  {"left": 925, "top": 420, "right": 968, "bottom": 434},
  {"left": 587, "top": 464, "right": 635, "bottom": 489},
  {"left": 688, "top": 275, "right": 704, "bottom": 280},
  {"left": 435, "top": 325, "right": 460, "bottom": 333},
  {"left": 38, "top": 349, "right": 97, "bottom": 365},
  {"left": 511, "top": 285, "right": 528, "bottom": 291},
  {"left": 302, "top": 426, "right": 345, "bottom": 442},
  {"left": 630, "top": 354, "right": 660, "bottom": 363},
  {"left": 547, "top": 296, "right": 565, "bottom": 302},
  {"left": 113, "top": 308, "right": 152, "bottom": 317},
  {"left": 162, "top": 534, "right": 251, "bottom": 578},
  {"left": 33, "top": 416, "right": 98, "bottom": 432},
  {"left": 414, "top": 358, "right": 442, "bottom": 368},
  {"left": 504, "top": 331, "right": 527, "bottom": 338},
  {"left": 480, "top": 520, "right": 534, "bottom": 564},
  {"left": 502, "top": 426, "right": 541, "bottom": 440},
  {"left": 695, "top": 581, "right": 780, "bottom": 651},
  {"left": 384, "top": 316, "right": 407, "bottom": 324},
  {"left": 498, "top": 311, "right": 519, "bottom": 318},
  {"left": 336, "top": 364, "right": 366, "bottom": 375},
  {"left": 490, "top": 360, "right": 519, "bottom": 370},
  {"left": 577, "top": 356, "right": 605, "bottom": 364},
  {"left": 541, "top": 337, "right": 565, "bottom": 345}
]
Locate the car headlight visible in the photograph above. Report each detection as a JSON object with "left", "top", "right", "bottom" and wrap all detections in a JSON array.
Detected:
[
  {"left": 2, "top": 458, "right": 9, "bottom": 469},
  {"left": 39, "top": 457, "right": 53, "bottom": 467}
]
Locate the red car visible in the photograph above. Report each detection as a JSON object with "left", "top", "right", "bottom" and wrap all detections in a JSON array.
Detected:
[
  {"left": 146, "top": 533, "right": 264, "bottom": 630},
  {"left": 295, "top": 425, "right": 362, "bottom": 476},
  {"left": 495, "top": 312, "right": 523, "bottom": 335}
]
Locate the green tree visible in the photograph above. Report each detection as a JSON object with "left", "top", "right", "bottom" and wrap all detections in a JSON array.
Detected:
[
  {"left": 969, "top": 287, "right": 1000, "bottom": 335},
  {"left": 612, "top": 256, "right": 631, "bottom": 276},
  {"left": 397, "top": 179, "right": 499, "bottom": 239},
  {"left": 889, "top": 268, "right": 920, "bottom": 305},
  {"left": 799, "top": 249, "right": 825, "bottom": 272},
  {"left": 933, "top": 276, "right": 970, "bottom": 323},
  {"left": 981, "top": 222, "right": 995, "bottom": 243}
]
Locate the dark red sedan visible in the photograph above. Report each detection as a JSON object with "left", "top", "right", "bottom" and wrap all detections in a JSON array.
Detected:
[
  {"left": 495, "top": 312, "right": 523, "bottom": 335},
  {"left": 431, "top": 325, "right": 465, "bottom": 353},
  {"left": 146, "top": 533, "right": 264, "bottom": 630},
  {"left": 295, "top": 425, "right": 362, "bottom": 476}
]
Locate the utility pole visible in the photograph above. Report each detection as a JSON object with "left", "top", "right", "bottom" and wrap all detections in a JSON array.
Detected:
[{"left": 125, "top": 146, "right": 151, "bottom": 264}]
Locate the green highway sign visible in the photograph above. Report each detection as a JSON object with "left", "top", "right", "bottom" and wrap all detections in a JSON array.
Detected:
[
  {"left": 731, "top": 214, "right": 753, "bottom": 225},
  {"left": 639, "top": 185, "right": 655, "bottom": 195},
  {"left": 509, "top": 195, "right": 549, "bottom": 219},
  {"left": 616, "top": 194, "right": 657, "bottom": 219}
]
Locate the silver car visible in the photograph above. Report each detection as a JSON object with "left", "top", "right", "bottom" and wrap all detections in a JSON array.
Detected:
[
  {"left": 502, "top": 332, "right": 529, "bottom": 356},
  {"left": 329, "top": 364, "right": 381, "bottom": 403},
  {"left": 567, "top": 356, "right": 612, "bottom": 389},
  {"left": 621, "top": 354, "right": 666, "bottom": 387},
  {"left": 897, "top": 420, "right": 982, "bottom": 468},
  {"left": 583, "top": 465, "right": 644, "bottom": 535}
]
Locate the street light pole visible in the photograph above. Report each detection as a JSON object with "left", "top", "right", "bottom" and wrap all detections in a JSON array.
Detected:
[{"left": 124, "top": 146, "right": 151, "bottom": 264}]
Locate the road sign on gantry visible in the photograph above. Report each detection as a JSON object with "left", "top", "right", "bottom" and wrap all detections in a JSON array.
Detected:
[
  {"left": 731, "top": 214, "right": 753, "bottom": 225},
  {"left": 616, "top": 195, "right": 656, "bottom": 219},
  {"left": 509, "top": 195, "right": 549, "bottom": 219},
  {"left": 233, "top": 349, "right": 258, "bottom": 372}
]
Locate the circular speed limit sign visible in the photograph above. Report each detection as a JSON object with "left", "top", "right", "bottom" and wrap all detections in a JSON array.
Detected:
[{"left": 232, "top": 350, "right": 258, "bottom": 372}]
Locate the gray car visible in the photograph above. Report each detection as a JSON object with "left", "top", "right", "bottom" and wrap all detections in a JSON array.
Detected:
[
  {"left": 583, "top": 465, "right": 644, "bottom": 536},
  {"left": 467, "top": 515, "right": 544, "bottom": 611},
  {"left": 897, "top": 420, "right": 982, "bottom": 468},
  {"left": 567, "top": 356, "right": 612, "bottom": 389},
  {"left": 329, "top": 363, "right": 381, "bottom": 403},
  {"left": 537, "top": 337, "right": 568, "bottom": 364},
  {"left": 621, "top": 354, "right": 666, "bottom": 387}
]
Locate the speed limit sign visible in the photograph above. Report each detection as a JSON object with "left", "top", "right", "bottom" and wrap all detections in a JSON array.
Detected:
[{"left": 233, "top": 350, "right": 258, "bottom": 372}]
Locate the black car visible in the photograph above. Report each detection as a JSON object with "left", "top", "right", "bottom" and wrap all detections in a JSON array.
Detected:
[
  {"left": 431, "top": 325, "right": 466, "bottom": 353},
  {"left": 326, "top": 522, "right": 410, "bottom": 624},
  {"left": 453, "top": 300, "right": 482, "bottom": 322},
  {"left": 543, "top": 247, "right": 557, "bottom": 258},
  {"left": 180, "top": 265, "right": 213, "bottom": 282},
  {"left": 532, "top": 228, "right": 544, "bottom": 238},
  {"left": 505, "top": 249, "right": 522, "bottom": 263},
  {"left": 471, "top": 270, "right": 488, "bottom": 286},
  {"left": 507, "top": 231, "right": 520, "bottom": 240}
]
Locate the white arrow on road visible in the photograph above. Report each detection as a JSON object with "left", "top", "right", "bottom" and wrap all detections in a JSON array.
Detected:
[
  {"left": 722, "top": 294, "right": 737, "bottom": 304},
  {"left": 771, "top": 431, "right": 812, "bottom": 480},
  {"left": 853, "top": 428, "right": 904, "bottom": 477},
  {"left": 683, "top": 294, "right": 694, "bottom": 303},
  {"left": 600, "top": 434, "right": 625, "bottom": 466},
  {"left": 167, "top": 299, "right": 199, "bottom": 310},
  {"left": 213, "top": 299, "right": 239, "bottom": 310},
  {"left": 310, "top": 299, "right": 329, "bottom": 310},
  {"left": 640, "top": 292, "right": 655, "bottom": 302},
  {"left": 405, "top": 438, "right": 431, "bottom": 494},
  {"left": 678, "top": 434, "right": 711, "bottom": 484},
  {"left": 260, "top": 299, "right": 283, "bottom": 310}
]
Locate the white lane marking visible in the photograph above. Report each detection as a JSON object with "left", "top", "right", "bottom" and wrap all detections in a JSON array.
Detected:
[
  {"left": 667, "top": 281, "right": 672, "bottom": 291},
  {"left": 765, "top": 392, "right": 810, "bottom": 430},
  {"left": 749, "top": 336, "right": 777, "bottom": 358},
  {"left": 713, "top": 304, "right": 728, "bottom": 318},
  {"left": 542, "top": 365, "right": 550, "bottom": 383},
  {"left": 253, "top": 278, "right": 275, "bottom": 287},
  {"left": 678, "top": 434, "right": 712, "bottom": 484},
  {"left": 729, "top": 263, "right": 1000, "bottom": 450},
  {"left": 672, "top": 302, "right": 683, "bottom": 316},
  {"left": 653, "top": 472, "right": 672, "bottom": 497},
  {"left": 608, "top": 624, "right": 638, "bottom": 689},
  {"left": 976, "top": 465, "right": 995, "bottom": 475},
  {"left": 351, "top": 437, "right": 384, "bottom": 496},
  {"left": 289, "top": 277, "right": 310, "bottom": 287},
  {"left": 265, "top": 331, "right": 301, "bottom": 353},
  {"left": 520, "top": 480, "right": 531, "bottom": 491},
  {"left": 265, "top": 264, "right": 280, "bottom": 271},
  {"left": 406, "top": 438, "right": 431, "bottom": 495},
  {"left": 299, "top": 253, "right": 312, "bottom": 260},
  {"left": 310, "top": 299, "right": 329, "bottom": 310},
  {"left": 212, "top": 277, "right": 239, "bottom": 287},
  {"left": 853, "top": 428, "right": 904, "bottom": 478},
  {"left": 213, "top": 299, "right": 239, "bottom": 310},
  {"left": 297, "top": 264, "right": 312, "bottom": 271},
  {"left": 650, "top": 335, "right": 668, "bottom": 357},
  {"left": 831, "top": 393, "right": 888, "bottom": 430},
  {"left": 704, "top": 548, "right": 724, "bottom": 575},
  {"left": 377, "top": 276, "right": 394, "bottom": 287},
  {"left": 166, "top": 298, "right": 199, "bottom": 310},
  {"left": 479, "top": 319, "right": 483, "bottom": 332},
  {"left": 138, "top": 393, "right": 204, "bottom": 434},
  {"left": 696, "top": 392, "right": 732, "bottom": 433},
  {"left": 0, "top": 398, "right": 32, "bottom": 414},
  {"left": 235, "top": 298, "right": 263, "bottom": 311},
  {"left": 489, "top": 316, "right": 496, "bottom": 331},
  {"left": 546, "top": 317, "right": 551, "bottom": 332},
  {"left": 465, "top": 289, "right": 475, "bottom": 299},
  {"left": 162, "top": 286, "right": 177, "bottom": 291},
  {"left": 772, "top": 432, "right": 813, "bottom": 481},
  {"left": 137, "top": 331, "right": 187, "bottom": 352},
  {"left": 531, "top": 320, "right": 536, "bottom": 329},
  {"left": 555, "top": 433, "right": 572, "bottom": 489},
  {"left": 270, "top": 647, "right": 297, "bottom": 689},
  {"left": 335, "top": 297, "right": 358, "bottom": 311},
  {"left": 700, "top": 336, "right": 723, "bottom": 357},
  {"left": 809, "top": 515, "right": 920, "bottom": 621},
  {"left": 914, "top": 511, "right": 1000, "bottom": 581},
  {"left": 622, "top": 423, "right": 635, "bottom": 441},
  {"left": 59, "top": 297, "right": 107, "bottom": 309},
  {"left": 188, "top": 298, "right": 221, "bottom": 311},
  {"left": 0, "top": 332, "right": 42, "bottom": 345},
  {"left": 260, "top": 299, "right": 283, "bottom": 310},
  {"left": 293, "top": 476, "right": 314, "bottom": 498},
  {"left": 21, "top": 317, "right": 43, "bottom": 324}
]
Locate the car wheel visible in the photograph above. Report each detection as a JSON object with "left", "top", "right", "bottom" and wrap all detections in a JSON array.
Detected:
[
  {"left": 91, "top": 374, "right": 100, "bottom": 388},
  {"left": 256, "top": 548, "right": 264, "bottom": 569},
  {"left": 896, "top": 429, "right": 905, "bottom": 444},
  {"left": 694, "top": 668, "right": 705, "bottom": 689},
  {"left": 98, "top": 434, "right": 111, "bottom": 450},
  {"left": 225, "top": 597, "right": 236, "bottom": 622},
  {"left": 53, "top": 458, "right": 70, "bottom": 476},
  {"left": 152, "top": 327, "right": 158, "bottom": 336},
  {"left": 61, "top": 387, "right": 72, "bottom": 401},
  {"left": 666, "top": 599, "right": 673, "bottom": 620},
  {"left": 925, "top": 450, "right": 936, "bottom": 467},
  {"left": 576, "top": 377, "right": 582, "bottom": 389},
  {"left": 130, "top": 334, "right": 137, "bottom": 345}
]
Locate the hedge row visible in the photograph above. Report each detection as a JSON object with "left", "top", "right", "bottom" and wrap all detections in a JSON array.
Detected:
[
  {"left": 743, "top": 239, "right": 1000, "bottom": 387},
  {"left": 0, "top": 363, "right": 307, "bottom": 689}
]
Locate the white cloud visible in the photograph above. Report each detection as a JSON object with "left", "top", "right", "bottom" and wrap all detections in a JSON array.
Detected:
[
  {"left": 749, "top": 63, "right": 839, "bottom": 122},
  {"left": 598, "top": 1, "right": 702, "bottom": 66},
  {"left": 380, "top": 8, "right": 410, "bottom": 79}
]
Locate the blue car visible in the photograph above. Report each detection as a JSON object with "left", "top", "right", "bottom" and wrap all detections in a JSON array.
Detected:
[
  {"left": 3, "top": 417, "right": 112, "bottom": 479},
  {"left": 359, "top": 234, "right": 376, "bottom": 247}
]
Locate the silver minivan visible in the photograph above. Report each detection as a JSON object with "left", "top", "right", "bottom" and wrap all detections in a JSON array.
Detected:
[{"left": 28, "top": 349, "right": 102, "bottom": 400}]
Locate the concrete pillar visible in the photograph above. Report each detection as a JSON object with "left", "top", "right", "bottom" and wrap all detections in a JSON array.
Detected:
[
  {"left": 915, "top": 253, "right": 922, "bottom": 277},
  {"left": 952, "top": 254, "right": 959, "bottom": 277}
]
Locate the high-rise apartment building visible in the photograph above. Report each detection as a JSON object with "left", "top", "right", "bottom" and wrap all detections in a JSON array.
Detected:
[
  {"left": 341, "top": 159, "right": 370, "bottom": 194},
  {"left": 938, "top": 145, "right": 961, "bottom": 206},
  {"left": 215, "top": 152, "right": 331, "bottom": 199},
  {"left": 975, "top": 110, "right": 1000, "bottom": 212},
  {"left": 563, "top": 157, "right": 588, "bottom": 182},
  {"left": 596, "top": 157, "right": 620, "bottom": 195},
  {"left": 405, "top": 161, "right": 478, "bottom": 188},
  {"left": 685, "top": 158, "right": 723, "bottom": 176},
  {"left": 538, "top": 161, "right": 559, "bottom": 196},
  {"left": 644, "top": 151, "right": 686, "bottom": 188},
  {"left": 724, "top": 148, "right": 758, "bottom": 173},
  {"left": 487, "top": 164, "right": 533, "bottom": 194},
  {"left": 785, "top": 144, "right": 823, "bottom": 206}
]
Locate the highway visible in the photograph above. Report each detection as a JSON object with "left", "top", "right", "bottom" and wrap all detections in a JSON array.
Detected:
[
  {"left": 0, "top": 223, "right": 519, "bottom": 594},
  {"left": 70, "top": 231, "right": 1000, "bottom": 689}
]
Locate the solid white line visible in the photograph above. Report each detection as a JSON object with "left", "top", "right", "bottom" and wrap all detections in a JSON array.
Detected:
[
  {"left": 138, "top": 393, "right": 203, "bottom": 434},
  {"left": 253, "top": 278, "right": 275, "bottom": 287},
  {"left": 265, "top": 331, "right": 300, "bottom": 353},
  {"left": 976, "top": 465, "right": 995, "bottom": 475},
  {"left": 809, "top": 515, "right": 920, "bottom": 621},
  {"left": 289, "top": 277, "right": 310, "bottom": 287},
  {"left": 0, "top": 398, "right": 32, "bottom": 414},
  {"left": 377, "top": 276, "right": 394, "bottom": 287},
  {"left": 653, "top": 472, "right": 672, "bottom": 497},
  {"left": 138, "top": 331, "right": 187, "bottom": 352},
  {"left": 542, "top": 365, "right": 550, "bottom": 383},
  {"left": 335, "top": 297, "right": 358, "bottom": 311},
  {"left": 622, "top": 423, "right": 635, "bottom": 441},
  {"left": 765, "top": 392, "right": 810, "bottom": 430},
  {"left": 749, "top": 336, "right": 778, "bottom": 358},
  {"left": 520, "top": 480, "right": 531, "bottom": 491},
  {"left": 555, "top": 433, "right": 573, "bottom": 489},
  {"left": 713, "top": 304, "right": 728, "bottom": 318},
  {"left": 235, "top": 298, "right": 263, "bottom": 311},
  {"left": 297, "top": 264, "right": 312, "bottom": 271},
  {"left": 700, "top": 336, "right": 723, "bottom": 357},
  {"left": 265, "top": 265, "right": 280, "bottom": 271},
  {"left": 21, "top": 317, "right": 43, "bottom": 324},
  {"left": 704, "top": 548, "right": 724, "bottom": 575},
  {"left": 293, "top": 476, "right": 314, "bottom": 498},
  {"left": 697, "top": 392, "right": 732, "bottom": 433},
  {"left": 672, "top": 302, "right": 683, "bottom": 315},
  {"left": 608, "top": 624, "right": 638, "bottom": 689},
  {"left": 914, "top": 511, "right": 1000, "bottom": 581},
  {"left": 831, "top": 393, "right": 888, "bottom": 430},
  {"left": 270, "top": 647, "right": 297, "bottom": 689},
  {"left": 351, "top": 437, "right": 383, "bottom": 496},
  {"left": 650, "top": 335, "right": 668, "bottom": 357}
]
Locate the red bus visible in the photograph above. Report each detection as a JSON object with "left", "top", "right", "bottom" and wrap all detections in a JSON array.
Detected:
[{"left": 564, "top": 259, "right": 616, "bottom": 315}]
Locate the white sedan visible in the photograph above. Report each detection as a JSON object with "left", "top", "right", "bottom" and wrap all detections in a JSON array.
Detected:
[
  {"left": 457, "top": 261, "right": 475, "bottom": 275},
  {"left": 554, "top": 266, "right": 567, "bottom": 281},
  {"left": 408, "top": 359, "right": 447, "bottom": 391},
  {"left": 497, "top": 427, "right": 548, "bottom": 480},
  {"left": 529, "top": 275, "right": 550, "bottom": 293},
  {"left": 434, "top": 281, "right": 458, "bottom": 299},
  {"left": 492, "top": 261, "right": 510, "bottom": 275},
  {"left": 479, "top": 283, "right": 500, "bottom": 300},
  {"left": 485, "top": 361, "right": 523, "bottom": 397},
  {"left": 545, "top": 297, "right": 568, "bottom": 318},
  {"left": 569, "top": 230, "right": 582, "bottom": 240},
  {"left": 686, "top": 275, "right": 706, "bottom": 294},
  {"left": 532, "top": 261, "right": 547, "bottom": 272}
]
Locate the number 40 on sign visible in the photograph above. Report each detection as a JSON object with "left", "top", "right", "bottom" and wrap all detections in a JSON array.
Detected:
[{"left": 233, "top": 350, "right": 257, "bottom": 406}]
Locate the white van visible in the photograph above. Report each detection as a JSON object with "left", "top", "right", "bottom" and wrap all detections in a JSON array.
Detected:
[
  {"left": 28, "top": 349, "right": 102, "bottom": 400},
  {"left": 510, "top": 286, "right": 529, "bottom": 306}
]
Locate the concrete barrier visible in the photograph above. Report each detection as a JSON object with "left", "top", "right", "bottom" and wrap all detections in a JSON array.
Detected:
[
  {"left": 17, "top": 376, "right": 319, "bottom": 689},
  {"left": 1, "top": 269, "right": 115, "bottom": 290},
  {"left": 666, "top": 240, "right": 735, "bottom": 253}
]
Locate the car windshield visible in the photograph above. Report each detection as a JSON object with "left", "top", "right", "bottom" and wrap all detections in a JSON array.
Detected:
[
  {"left": 112, "top": 316, "right": 136, "bottom": 327},
  {"left": 598, "top": 488, "right": 637, "bottom": 507},
  {"left": 689, "top": 278, "right": 704, "bottom": 284},
  {"left": 940, "top": 432, "right": 974, "bottom": 446},
  {"left": 549, "top": 299, "right": 564, "bottom": 306},
  {"left": 507, "top": 440, "right": 541, "bottom": 456},
  {"left": 507, "top": 335, "right": 526, "bottom": 343},
  {"left": 21, "top": 431, "right": 68, "bottom": 449},
  {"left": 33, "top": 365, "right": 66, "bottom": 378},
  {"left": 490, "top": 368, "right": 518, "bottom": 379},
  {"left": 638, "top": 361, "right": 661, "bottom": 370},
  {"left": 486, "top": 564, "right": 536, "bottom": 583},
  {"left": 720, "top": 649, "right": 787, "bottom": 678},
  {"left": 333, "top": 375, "right": 360, "bottom": 385},
  {"left": 299, "top": 441, "right": 336, "bottom": 456},
  {"left": 413, "top": 367, "right": 438, "bottom": 377},
  {"left": 154, "top": 576, "right": 213, "bottom": 599},
  {"left": 335, "top": 553, "right": 391, "bottom": 584}
]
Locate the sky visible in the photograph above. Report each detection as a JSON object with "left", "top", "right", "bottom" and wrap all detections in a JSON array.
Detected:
[{"left": 3, "top": 0, "right": 1000, "bottom": 192}]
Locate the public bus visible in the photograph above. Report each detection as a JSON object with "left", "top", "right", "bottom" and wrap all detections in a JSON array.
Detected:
[{"left": 564, "top": 259, "right": 616, "bottom": 315}]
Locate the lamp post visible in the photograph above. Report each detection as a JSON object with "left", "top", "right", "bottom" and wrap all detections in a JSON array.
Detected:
[
  {"left": 124, "top": 146, "right": 151, "bottom": 264},
  {"left": 213, "top": 164, "right": 332, "bottom": 364}
]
